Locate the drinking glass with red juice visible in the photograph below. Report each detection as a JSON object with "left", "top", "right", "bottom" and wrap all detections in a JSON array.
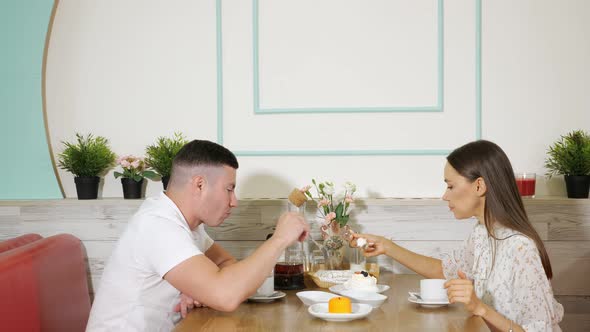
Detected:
[{"left": 515, "top": 173, "right": 536, "bottom": 197}]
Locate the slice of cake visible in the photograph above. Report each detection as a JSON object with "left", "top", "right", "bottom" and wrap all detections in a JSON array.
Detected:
[{"left": 343, "top": 271, "right": 379, "bottom": 292}]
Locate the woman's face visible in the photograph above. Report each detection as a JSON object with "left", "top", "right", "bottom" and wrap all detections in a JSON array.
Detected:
[{"left": 442, "top": 162, "right": 484, "bottom": 221}]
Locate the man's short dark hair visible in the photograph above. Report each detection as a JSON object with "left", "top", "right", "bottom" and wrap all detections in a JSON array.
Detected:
[{"left": 173, "top": 140, "right": 239, "bottom": 169}]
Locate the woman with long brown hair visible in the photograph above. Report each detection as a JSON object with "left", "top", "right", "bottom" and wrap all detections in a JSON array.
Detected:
[{"left": 353, "top": 140, "right": 563, "bottom": 331}]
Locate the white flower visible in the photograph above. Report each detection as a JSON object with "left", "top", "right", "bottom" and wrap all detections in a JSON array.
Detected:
[
  {"left": 344, "top": 181, "right": 357, "bottom": 193},
  {"left": 323, "top": 183, "right": 335, "bottom": 195}
]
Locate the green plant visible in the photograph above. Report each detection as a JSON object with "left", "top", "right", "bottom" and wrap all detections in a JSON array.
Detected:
[
  {"left": 545, "top": 130, "right": 590, "bottom": 177},
  {"left": 57, "top": 133, "right": 116, "bottom": 177},
  {"left": 145, "top": 132, "right": 188, "bottom": 178}
]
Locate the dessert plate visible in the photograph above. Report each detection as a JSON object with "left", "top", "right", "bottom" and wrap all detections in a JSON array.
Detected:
[
  {"left": 247, "top": 291, "right": 286, "bottom": 303},
  {"left": 296, "top": 291, "right": 338, "bottom": 306},
  {"left": 329, "top": 284, "right": 390, "bottom": 295},
  {"left": 339, "top": 290, "right": 388, "bottom": 308},
  {"left": 308, "top": 303, "right": 372, "bottom": 322},
  {"left": 407, "top": 295, "right": 449, "bottom": 308}
]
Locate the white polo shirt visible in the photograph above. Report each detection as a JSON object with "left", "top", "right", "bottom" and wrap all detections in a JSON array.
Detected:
[{"left": 86, "top": 192, "right": 214, "bottom": 332}]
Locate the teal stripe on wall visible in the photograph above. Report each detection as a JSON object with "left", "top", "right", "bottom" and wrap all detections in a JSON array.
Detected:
[{"left": 0, "top": 1, "right": 62, "bottom": 199}]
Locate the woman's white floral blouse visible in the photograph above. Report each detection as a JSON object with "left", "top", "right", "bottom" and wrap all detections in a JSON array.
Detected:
[{"left": 442, "top": 224, "right": 564, "bottom": 331}]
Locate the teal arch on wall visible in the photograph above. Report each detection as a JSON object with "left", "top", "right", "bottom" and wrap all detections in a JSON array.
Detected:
[{"left": 0, "top": 1, "right": 62, "bottom": 199}]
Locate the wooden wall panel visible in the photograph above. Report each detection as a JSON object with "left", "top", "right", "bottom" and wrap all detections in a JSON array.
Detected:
[{"left": 1, "top": 197, "right": 588, "bottom": 296}]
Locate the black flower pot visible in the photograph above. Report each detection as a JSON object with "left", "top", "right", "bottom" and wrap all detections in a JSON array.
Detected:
[
  {"left": 121, "top": 178, "right": 144, "bottom": 199},
  {"left": 74, "top": 176, "right": 100, "bottom": 200},
  {"left": 565, "top": 175, "right": 590, "bottom": 199},
  {"left": 162, "top": 176, "right": 170, "bottom": 191}
]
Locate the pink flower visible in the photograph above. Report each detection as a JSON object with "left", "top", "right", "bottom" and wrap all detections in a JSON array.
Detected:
[
  {"left": 345, "top": 195, "right": 354, "bottom": 203},
  {"left": 317, "top": 198, "right": 330, "bottom": 208},
  {"left": 120, "top": 160, "right": 131, "bottom": 168},
  {"left": 131, "top": 160, "right": 141, "bottom": 169},
  {"left": 324, "top": 212, "right": 336, "bottom": 223}
]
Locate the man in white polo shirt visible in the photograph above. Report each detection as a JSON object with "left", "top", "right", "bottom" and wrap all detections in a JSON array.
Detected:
[{"left": 86, "top": 140, "right": 309, "bottom": 331}]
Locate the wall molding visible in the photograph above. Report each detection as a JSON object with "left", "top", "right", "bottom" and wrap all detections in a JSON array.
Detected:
[
  {"left": 252, "top": 0, "right": 444, "bottom": 114},
  {"left": 217, "top": 0, "right": 483, "bottom": 156}
]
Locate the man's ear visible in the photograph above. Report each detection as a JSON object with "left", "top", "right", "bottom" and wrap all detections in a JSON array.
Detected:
[
  {"left": 475, "top": 177, "right": 487, "bottom": 196},
  {"left": 191, "top": 175, "right": 206, "bottom": 194}
]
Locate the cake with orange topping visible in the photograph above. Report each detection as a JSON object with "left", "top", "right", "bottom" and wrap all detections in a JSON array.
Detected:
[
  {"left": 343, "top": 271, "right": 378, "bottom": 292},
  {"left": 328, "top": 296, "right": 352, "bottom": 313}
]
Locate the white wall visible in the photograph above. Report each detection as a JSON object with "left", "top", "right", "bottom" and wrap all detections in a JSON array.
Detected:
[{"left": 45, "top": 0, "right": 590, "bottom": 198}]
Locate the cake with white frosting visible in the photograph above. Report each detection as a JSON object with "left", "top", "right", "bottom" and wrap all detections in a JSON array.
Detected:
[{"left": 343, "top": 271, "right": 378, "bottom": 292}]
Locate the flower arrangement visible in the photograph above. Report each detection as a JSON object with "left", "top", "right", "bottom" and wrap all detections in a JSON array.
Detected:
[
  {"left": 302, "top": 179, "right": 357, "bottom": 227},
  {"left": 114, "top": 155, "right": 157, "bottom": 182},
  {"left": 301, "top": 179, "right": 357, "bottom": 253}
]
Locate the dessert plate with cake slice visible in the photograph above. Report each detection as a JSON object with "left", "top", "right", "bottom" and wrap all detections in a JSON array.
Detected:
[{"left": 328, "top": 270, "right": 389, "bottom": 294}]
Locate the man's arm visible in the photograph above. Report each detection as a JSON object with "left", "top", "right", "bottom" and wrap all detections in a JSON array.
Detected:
[
  {"left": 175, "top": 244, "right": 236, "bottom": 315},
  {"left": 164, "top": 212, "right": 308, "bottom": 312},
  {"left": 205, "top": 243, "right": 237, "bottom": 268}
]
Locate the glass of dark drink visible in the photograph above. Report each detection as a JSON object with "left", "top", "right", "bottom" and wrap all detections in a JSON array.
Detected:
[{"left": 274, "top": 262, "right": 305, "bottom": 290}]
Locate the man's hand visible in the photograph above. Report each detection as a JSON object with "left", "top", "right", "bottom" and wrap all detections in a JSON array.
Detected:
[
  {"left": 272, "top": 212, "right": 310, "bottom": 245},
  {"left": 444, "top": 270, "right": 487, "bottom": 316},
  {"left": 173, "top": 293, "right": 207, "bottom": 319}
]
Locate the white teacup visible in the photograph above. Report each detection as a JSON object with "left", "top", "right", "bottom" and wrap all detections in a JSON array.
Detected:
[
  {"left": 255, "top": 275, "right": 275, "bottom": 297},
  {"left": 420, "top": 279, "right": 447, "bottom": 302}
]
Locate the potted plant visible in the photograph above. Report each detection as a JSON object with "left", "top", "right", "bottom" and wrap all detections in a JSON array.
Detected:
[
  {"left": 57, "top": 133, "right": 116, "bottom": 199},
  {"left": 145, "top": 132, "right": 188, "bottom": 190},
  {"left": 114, "top": 155, "right": 157, "bottom": 199},
  {"left": 545, "top": 129, "right": 590, "bottom": 198}
]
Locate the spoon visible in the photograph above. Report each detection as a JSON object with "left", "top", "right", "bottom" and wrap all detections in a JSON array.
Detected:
[{"left": 408, "top": 291, "right": 422, "bottom": 300}]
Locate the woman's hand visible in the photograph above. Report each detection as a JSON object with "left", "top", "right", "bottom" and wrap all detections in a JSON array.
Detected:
[
  {"left": 173, "top": 293, "right": 207, "bottom": 318},
  {"left": 444, "top": 270, "right": 487, "bottom": 316},
  {"left": 350, "top": 233, "right": 390, "bottom": 257}
]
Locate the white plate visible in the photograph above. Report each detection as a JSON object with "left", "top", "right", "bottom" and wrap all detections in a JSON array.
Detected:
[
  {"left": 247, "top": 291, "right": 286, "bottom": 303},
  {"left": 407, "top": 296, "right": 449, "bottom": 308},
  {"left": 329, "top": 284, "right": 390, "bottom": 295},
  {"left": 308, "top": 303, "right": 372, "bottom": 322},
  {"left": 312, "top": 270, "right": 354, "bottom": 284},
  {"left": 339, "top": 290, "right": 388, "bottom": 308},
  {"left": 296, "top": 291, "right": 338, "bottom": 306}
]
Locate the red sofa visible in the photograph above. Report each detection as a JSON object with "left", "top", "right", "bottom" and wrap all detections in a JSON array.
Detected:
[
  {"left": 0, "top": 234, "right": 91, "bottom": 332},
  {"left": 0, "top": 233, "right": 42, "bottom": 254}
]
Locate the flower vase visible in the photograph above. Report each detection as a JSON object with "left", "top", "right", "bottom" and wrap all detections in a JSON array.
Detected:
[
  {"left": 320, "top": 221, "right": 353, "bottom": 270},
  {"left": 121, "top": 178, "right": 144, "bottom": 199},
  {"left": 324, "top": 240, "right": 346, "bottom": 270}
]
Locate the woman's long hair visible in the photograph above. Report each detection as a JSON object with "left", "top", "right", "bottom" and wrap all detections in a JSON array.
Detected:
[{"left": 447, "top": 140, "right": 552, "bottom": 279}]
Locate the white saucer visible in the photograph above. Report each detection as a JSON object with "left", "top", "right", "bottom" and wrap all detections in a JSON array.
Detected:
[
  {"left": 408, "top": 296, "right": 449, "bottom": 308},
  {"left": 296, "top": 291, "right": 338, "bottom": 306},
  {"left": 308, "top": 303, "right": 372, "bottom": 322},
  {"left": 329, "top": 284, "right": 390, "bottom": 295},
  {"left": 247, "top": 291, "right": 286, "bottom": 303}
]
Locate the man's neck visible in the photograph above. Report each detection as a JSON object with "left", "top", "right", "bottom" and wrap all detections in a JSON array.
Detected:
[{"left": 164, "top": 190, "right": 202, "bottom": 230}]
